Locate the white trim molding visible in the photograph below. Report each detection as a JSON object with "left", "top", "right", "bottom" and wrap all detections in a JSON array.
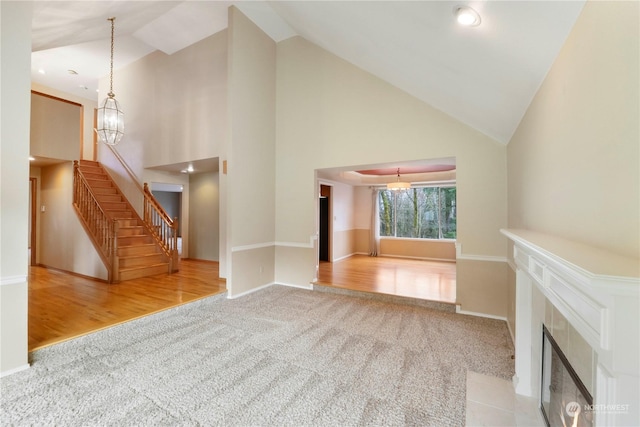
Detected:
[
  {"left": 455, "top": 242, "right": 507, "bottom": 263},
  {"left": 228, "top": 234, "right": 322, "bottom": 253},
  {"left": 227, "top": 282, "right": 275, "bottom": 299},
  {"left": 0, "top": 363, "right": 30, "bottom": 378},
  {"left": 227, "top": 282, "right": 313, "bottom": 299},
  {"left": 277, "top": 282, "right": 313, "bottom": 291},
  {"left": 501, "top": 228, "right": 640, "bottom": 426},
  {"left": 274, "top": 235, "right": 317, "bottom": 249},
  {"left": 455, "top": 305, "right": 507, "bottom": 321},
  {"left": 231, "top": 242, "right": 275, "bottom": 252},
  {"left": 0, "top": 275, "right": 28, "bottom": 286}
]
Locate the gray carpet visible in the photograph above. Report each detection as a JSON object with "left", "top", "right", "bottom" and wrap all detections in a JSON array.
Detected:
[{"left": 1, "top": 285, "right": 514, "bottom": 426}]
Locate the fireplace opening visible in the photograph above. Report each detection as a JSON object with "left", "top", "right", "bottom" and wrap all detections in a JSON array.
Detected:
[{"left": 541, "top": 325, "right": 593, "bottom": 427}]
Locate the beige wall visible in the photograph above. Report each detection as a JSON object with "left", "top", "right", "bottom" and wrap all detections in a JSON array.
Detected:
[
  {"left": 276, "top": 245, "right": 317, "bottom": 287},
  {"left": 31, "top": 83, "right": 97, "bottom": 161},
  {"left": 380, "top": 239, "right": 456, "bottom": 261},
  {"left": 227, "top": 7, "right": 277, "bottom": 296},
  {"left": 332, "top": 229, "right": 357, "bottom": 261},
  {"left": 333, "top": 232, "right": 457, "bottom": 262},
  {"left": 39, "top": 163, "right": 108, "bottom": 280},
  {"left": 507, "top": 1, "right": 639, "bottom": 259},
  {"left": 30, "top": 92, "right": 81, "bottom": 161},
  {"left": 457, "top": 259, "right": 508, "bottom": 317},
  {"left": 275, "top": 37, "right": 508, "bottom": 308},
  {"left": 0, "top": 1, "right": 32, "bottom": 375},
  {"left": 503, "top": 1, "right": 639, "bottom": 393},
  {"left": 98, "top": 30, "right": 228, "bottom": 173},
  {"left": 189, "top": 172, "right": 219, "bottom": 261},
  {"left": 353, "top": 229, "right": 369, "bottom": 255},
  {"left": 96, "top": 30, "right": 228, "bottom": 264}
]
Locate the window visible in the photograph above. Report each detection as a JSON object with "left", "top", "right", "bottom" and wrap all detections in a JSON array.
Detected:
[{"left": 378, "top": 186, "right": 456, "bottom": 239}]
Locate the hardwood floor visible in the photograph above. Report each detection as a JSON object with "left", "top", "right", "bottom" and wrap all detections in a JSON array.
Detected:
[
  {"left": 30, "top": 255, "right": 453, "bottom": 352},
  {"left": 29, "top": 259, "right": 226, "bottom": 352},
  {"left": 315, "top": 255, "right": 456, "bottom": 303}
]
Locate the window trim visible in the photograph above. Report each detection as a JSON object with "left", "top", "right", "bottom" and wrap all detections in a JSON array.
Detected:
[{"left": 378, "top": 184, "right": 456, "bottom": 240}]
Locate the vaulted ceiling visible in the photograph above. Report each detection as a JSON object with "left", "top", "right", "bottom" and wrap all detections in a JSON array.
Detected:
[{"left": 30, "top": 1, "right": 585, "bottom": 145}]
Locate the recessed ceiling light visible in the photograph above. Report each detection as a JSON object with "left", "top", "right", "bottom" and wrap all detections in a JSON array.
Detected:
[
  {"left": 68, "top": 69, "right": 78, "bottom": 75},
  {"left": 454, "top": 6, "right": 481, "bottom": 27},
  {"left": 38, "top": 69, "right": 45, "bottom": 74}
]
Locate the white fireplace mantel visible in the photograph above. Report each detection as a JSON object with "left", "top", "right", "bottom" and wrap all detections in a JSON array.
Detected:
[{"left": 501, "top": 229, "right": 639, "bottom": 427}]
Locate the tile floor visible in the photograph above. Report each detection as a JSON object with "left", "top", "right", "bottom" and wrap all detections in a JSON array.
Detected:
[{"left": 466, "top": 371, "right": 545, "bottom": 426}]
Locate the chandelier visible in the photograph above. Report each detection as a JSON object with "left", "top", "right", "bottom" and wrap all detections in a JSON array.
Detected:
[
  {"left": 95, "top": 17, "right": 124, "bottom": 146},
  {"left": 387, "top": 168, "right": 411, "bottom": 191}
]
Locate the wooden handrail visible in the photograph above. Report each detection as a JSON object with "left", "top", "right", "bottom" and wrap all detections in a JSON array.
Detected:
[
  {"left": 104, "top": 145, "right": 180, "bottom": 272},
  {"left": 143, "top": 183, "right": 179, "bottom": 272},
  {"left": 72, "top": 161, "right": 118, "bottom": 283}
]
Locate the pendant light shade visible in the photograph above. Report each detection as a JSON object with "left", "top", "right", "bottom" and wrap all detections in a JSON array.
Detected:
[
  {"left": 96, "top": 17, "right": 124, "bottom": 146},
  {"left": 96, "top": 94, "right": 124, "bottom": 145},
  {"left": 387, "top": 168, "right": 411, "bottom": 191}
]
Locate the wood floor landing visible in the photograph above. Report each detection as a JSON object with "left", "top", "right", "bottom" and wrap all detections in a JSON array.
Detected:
[
  {"left": 29, "top": 259, "right": 226, "bottom": 352},
  {"left": 315, "top": 255, "right": 456, "bottom": 303}
]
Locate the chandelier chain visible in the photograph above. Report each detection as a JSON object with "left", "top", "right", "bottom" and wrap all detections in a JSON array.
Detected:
[{"left": 108, "top": 17, "right": 115, "bottom": 97}]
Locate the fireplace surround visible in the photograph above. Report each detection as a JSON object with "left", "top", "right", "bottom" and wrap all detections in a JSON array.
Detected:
[
  {"left": 541, "top": 324, "right": 593, "bottom": 427},
  {"left": 501, "top": 229, "right": 639, "bottom": 426}
]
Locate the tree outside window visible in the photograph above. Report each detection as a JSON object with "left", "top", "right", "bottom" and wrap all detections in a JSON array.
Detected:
[{"left": 378, "top": 187, "right": 456, "bottom": 239}]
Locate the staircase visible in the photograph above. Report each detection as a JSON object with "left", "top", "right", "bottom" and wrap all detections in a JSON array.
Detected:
[{"left": 74, "top": 160, "right": 173, "bottom": 282}]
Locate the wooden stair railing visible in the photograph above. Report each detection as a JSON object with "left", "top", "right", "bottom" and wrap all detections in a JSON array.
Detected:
[
  {"left": 104, "top": 145, "right": 180, "bottom": 273},
  {"left": 143, "top": 183, "right": 179, "bottom": 272},
  {"left": 73, "top": 161, "right": 118, "bottom": 283}
]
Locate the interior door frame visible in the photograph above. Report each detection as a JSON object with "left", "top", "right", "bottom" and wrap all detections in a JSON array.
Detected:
[
  {"left": 29, "top": 177, "right": 37, "bottom": 266},
  {"left": 318, "top": 183, "right": 332, "bottom": 263}
]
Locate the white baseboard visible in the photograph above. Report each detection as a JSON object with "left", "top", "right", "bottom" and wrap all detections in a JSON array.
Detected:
[
  {"left": 380, "top": 254, "right": 456, "bottom": 263},
  {"left": 278, "top": 282, "right": 313, "bottom": 290},
  {"left": 227, "top": 281, "right": 315, "bottom": 298},
  {"left": 0, "top": 363, "right": 30, "bottom": 378},
  {"left": 227, "top": 282, "right": 276, "bottom": 299},
  {"left": 456, "top": 305, "right": 507, "bottom": 321},
  {"left": 0, "top": 275, "right": 27, "bottom": 286}
]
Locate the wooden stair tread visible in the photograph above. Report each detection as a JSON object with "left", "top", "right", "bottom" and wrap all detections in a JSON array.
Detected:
[
  {"left": 120, "top": 263, "right": 169, "bottom": 271},
  {"left": 76, "top": 159, "right": 175, "bottom": 282}
]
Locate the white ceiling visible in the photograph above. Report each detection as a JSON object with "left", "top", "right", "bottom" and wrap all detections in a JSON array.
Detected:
[{"left": 30, "top": 0, "right": 584, "bottom": 146}]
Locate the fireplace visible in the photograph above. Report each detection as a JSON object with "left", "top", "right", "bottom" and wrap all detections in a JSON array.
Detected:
[
  {"left": 541, "top": 325, "right": 593, "bottom": 427},
  {"left": 501, "top": 228, "right": 640, "bottom": 426}
]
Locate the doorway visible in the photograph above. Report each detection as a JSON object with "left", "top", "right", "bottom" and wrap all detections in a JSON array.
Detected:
[
  {"left": 29, "top": 177, "right": 37, "bottom": 266},
  {"left": 319, "top": 184, "right": 331, "bottom": 262}
]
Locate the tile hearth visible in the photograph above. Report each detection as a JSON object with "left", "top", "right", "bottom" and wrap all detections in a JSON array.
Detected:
[{"left": 466, "top": 371, "right": 544, "bottom": 427}]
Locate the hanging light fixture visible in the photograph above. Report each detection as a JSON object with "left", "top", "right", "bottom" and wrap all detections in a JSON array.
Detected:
[
  {"left": 95, "top": 17, "right": 124, "bottom": 146},
  {"left": 387, "top": 168, "right": 411, "bottom": 191}
]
